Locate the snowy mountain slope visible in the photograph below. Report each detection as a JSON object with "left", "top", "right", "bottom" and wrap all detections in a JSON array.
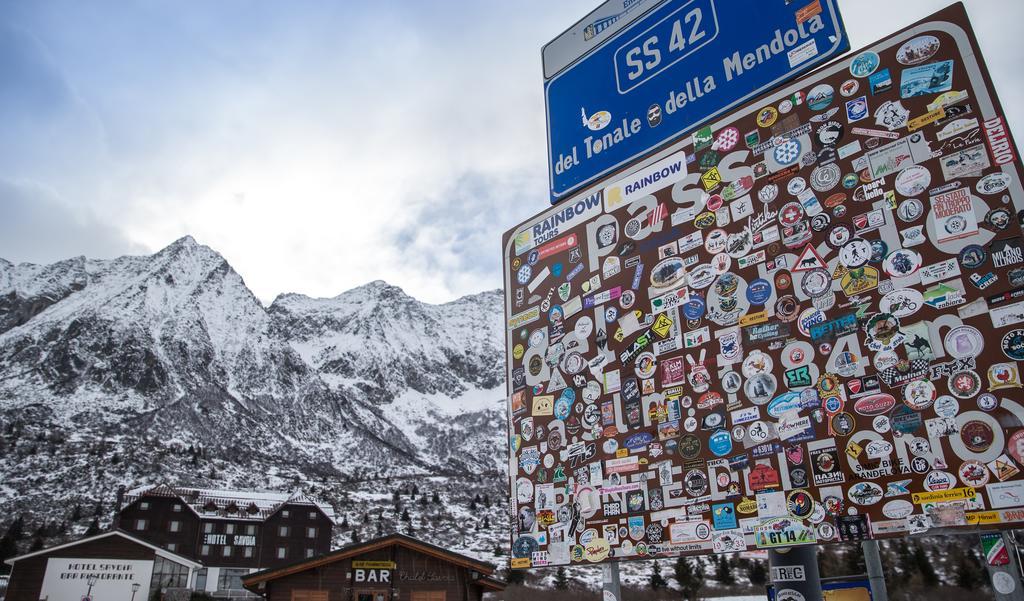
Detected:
[{"left": 0, "top": 238, "right": 508, "bottom": 556}]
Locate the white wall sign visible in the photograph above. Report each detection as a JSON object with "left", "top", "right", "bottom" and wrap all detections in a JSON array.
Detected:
[{"left": 41, "top": 558, "right": 154, "bottom": 601}]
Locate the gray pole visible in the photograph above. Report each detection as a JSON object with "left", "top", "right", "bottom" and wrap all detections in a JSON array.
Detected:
[
  {"left": 984, "top": 532, "right": 1024, "bottom": 601},
  {"left": 769, "top": 546, "right": 823, "bottom": 601},
  {"left": 861, "top": 539, "right": 889, "bottom": 601},
  {"left": 602, "top": 562, "right": 622, "bottom": 601}
]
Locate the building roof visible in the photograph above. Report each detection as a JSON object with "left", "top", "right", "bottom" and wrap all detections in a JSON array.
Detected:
[
  {"left": 4, "top": 530, "right": 203, "bottom": 569},
  {"left": 124, "top": 484, "right": 336, "bottom": 523},
  {"left": 242, "top": 533, "right": 504, "bottom": 592}
]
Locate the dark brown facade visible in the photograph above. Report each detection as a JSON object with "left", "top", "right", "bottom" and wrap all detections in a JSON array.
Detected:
[
  {"left": 242, "top": 534, "right": 504, "bottom": 601},
  {"left": 118, "top": 494, "right": 333, "bottom": 569},
  {"left": 4, "top": 531, "right": 201, "bottom": 601}
]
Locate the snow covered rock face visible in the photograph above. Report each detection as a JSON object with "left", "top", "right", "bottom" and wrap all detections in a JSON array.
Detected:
[{"left": 0, "top": 237, "right": 507, "bottom": 556}]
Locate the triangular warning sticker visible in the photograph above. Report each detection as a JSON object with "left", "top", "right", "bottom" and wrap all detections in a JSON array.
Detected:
[
  {"left": 988, "top": 454, "right": 1021, "bottom": 481},
  {"left": 832, "top": 262, "right": 849, "bottom": 281},
  {"left": 793, "top": 243, "right": 827, "bottom": 272},
  {"left": 546, "top": 369, "right": 567, "bottom": 393}
]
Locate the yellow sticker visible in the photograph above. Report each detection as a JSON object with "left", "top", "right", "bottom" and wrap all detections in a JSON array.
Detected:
[
  {"left": 845, "top": 440, "right": 863, "bottom": 459},
  {"left": 908, "top": 106, "right": 946, "bottom": 131},
  {"left": 353, "top": 561, "right": 396, "bottom": 569},
  {"left": 510, "top": 558, "right": 531, "bottom": 569},
  {"left": 912, "top": 487, "right": 977, "bottom": 504},
  {"left": 739, "top": 310, "right": 768, "bottom": 326},
  {"left": 701, "top": 167, "right": 723, "bottom": 191},
  {"left": 966, "top": 511, "right": 1001, "bottom": 525},
  {"left": 652, "top": 313, "right": 674, "bottom": 338}
]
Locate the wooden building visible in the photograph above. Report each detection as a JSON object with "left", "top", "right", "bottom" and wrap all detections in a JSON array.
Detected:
[
  {"left": 4, "top": 530, "right": 202, "bottom": 601},
  {"left": 117, "top": 484, "right": 335, "bottom": 596},
  {"left": 241, "top": 534, "right": 505, "bottom": 601}
]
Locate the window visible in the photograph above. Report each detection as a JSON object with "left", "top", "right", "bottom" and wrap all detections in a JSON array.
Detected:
[
  {"left": 217, "top": 568, "right": 249, "bottom": 592},
  {"left": 148, "top": 556, "right": 189, "bottom": 600},
  {"left": 305, "top": 548, "right": 315, "bottom": 558},
  {"left": 278, "top": 526, "right": 290, "bottom": 537},
  {"left": 223, "top": 546, "right": 233, "bottom": 557},
  {"left": 203, "top": 523, "right": 214, "bottom": 534},
  {"left": 173, "top": 503, "right": 182, "bottom": 512},
  {"left": 244, "top": 547, "right": 254, "bottom": 558},
  {"left": 282, "top": 510, "right": 290, "bottom": 518},
  {"left": 306, "top": 527, "right": 317, "bottom": 539},
  {"left": 135, "top": 519, "right": 148, "bottom": 530},
  {"left": 277, "top": 547, "right": 287, "bottom": 559},
  {"left": 246, "top": 524, "right": 257, "bottom": 535},
  {"left": 308, "top": 511, "right": 317, "bottom": 520},
  {"left": 140, "top": 501, "right": 150, "bottom": 510},
  {"left": 195, "top": 569, "right": 208, "bottom": 592},
  {"left": 225, "top": 524, "right": 235, "bottom": 535},
  {"left": 201, "top": 545, "right": 210, "bottom": 556},
  {"left": 169, "top": 520, "right": 181, "bottom": 533}
]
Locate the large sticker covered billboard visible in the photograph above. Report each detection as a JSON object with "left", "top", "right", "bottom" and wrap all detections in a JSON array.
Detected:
[{"left": 503, "top": 3, "right": 1024, "bottom": 568}]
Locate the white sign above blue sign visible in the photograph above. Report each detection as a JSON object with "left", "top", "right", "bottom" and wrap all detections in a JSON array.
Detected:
[{"left": 545, "top": 0, "right": 848, "bottom": 203}]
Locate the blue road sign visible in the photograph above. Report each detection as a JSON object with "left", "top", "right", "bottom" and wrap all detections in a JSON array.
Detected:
[{"left": 545, "top": 0, "right": 848, "bottom": 203}]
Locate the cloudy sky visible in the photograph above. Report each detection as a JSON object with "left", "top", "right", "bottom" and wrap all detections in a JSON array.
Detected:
[{"left": 1, "top": 0, "right": 1021, "bottom": 304}]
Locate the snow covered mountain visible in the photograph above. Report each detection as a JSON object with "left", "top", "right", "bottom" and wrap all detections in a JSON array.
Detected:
[{"left": 0, "top": 237, "right": 507, "bottom": 562}]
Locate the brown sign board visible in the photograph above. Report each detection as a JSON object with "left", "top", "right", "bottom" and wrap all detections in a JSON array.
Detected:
[{"left": 502, "top": 2, "right": 1024, "bottom": 568}]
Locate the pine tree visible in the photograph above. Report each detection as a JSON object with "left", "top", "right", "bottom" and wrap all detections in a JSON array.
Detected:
[
  {"left": 29, "top": 537, "right": 44, "bottom": 552},
  {"left": 675, "top": 555, "right": 705, "bottom": 601},
  {"left": 649, "top": 561, "right": 668, "bottom": 590},
  {"left": 716, "top": 554, "right": 735, "bottom": 585},
  {"left": 912, "top": 542, "right": 939, "bottom": 586},
  {"left": 71, "top": 504, "right": 82, "bottom": 522},
  {"left": 554, "top": 566, "right": 569, "bottom": 590},
  {"left": 747, "top": 560, "right": 768, "bottom": 586},
  {"left": 431, "top": 492, "right": 440, "bottom": 504},
  {"left": 5, "top": 516, "right": 25, "bottom": 540},
  {"left": 85, "top": 518, "right": 100, "bottom": 536},
  {"left": 340, "top": 516, "right": 349, "bottom": 529},
  {"left": 0, "top": 535, "right": 18, "bottom": 563},
  {"left": 401, "top": 508, "right": 410, "bottom": 522},
  {"left": 954, "top": 547, "right": 985, "bottom": 589},
  {"left": 505, "top": 568, "right": 525, "bottom": 586},
  {"left": 411, "top": 485, "right": 418, "bottom": 499},
  {"left": 351, "top": 529, "right": 361, "bottom": 543}
]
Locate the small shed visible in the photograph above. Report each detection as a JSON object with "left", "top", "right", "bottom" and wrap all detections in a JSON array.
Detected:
[{"left": 242, "top": 533, "right": 504, "bottom": 601}]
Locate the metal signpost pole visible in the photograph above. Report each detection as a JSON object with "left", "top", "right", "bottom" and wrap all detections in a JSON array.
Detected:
[
  {"left": 602, "top": 562, "right": 622, "bottom": 601},
  {"left": 769, "top": 546, "right": 823, "bottom": 601},
  {"left": 983, "top": 532, "right": 1024, "bottom": 601},
  {"left": 861, "top": 540, "right": 888, "bottom": 601}
]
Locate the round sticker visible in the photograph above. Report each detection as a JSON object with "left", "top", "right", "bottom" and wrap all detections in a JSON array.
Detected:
[
  {"left": 948, "top": 370, "right": 982, "bottom": 399},
  {"left": 944, "top": 326, "right": 984, "bottom": 359},
  {"left": 810, "top": 162, "right": 841, "bottom": 192},
  {"left": 687, "top": 264, "right": 717, "bottom": 289},
  {"left": 961, "top": 420, "right": 995, "bottom": 452},
  {"left": 934, "top": 395, "right": 959, "bottom": 418},
  {"left": 895, "top": 165, "right": 931, "bottom": 197},
  {"left": 977, "top": 172, "right": 1012, "bottom": 195},
  {"left": 788, "top": 176, "right": 807, "bottom": 196},
  {"left": 873, "top": 415, "right": 891, "bottom": 433},
  {"left": 840, "top": 79, "right": 859, "bottom": 97},
  {"left": 959, "top": 244, "right": 987, "bottom": 269},
  {"left": 959, "top": 461, "right": 990, "bottom": 487},
  {"left": 800, "top": 269, "right": 832, "bottom": 298},
  {"left": 815, "top": 122, "right": 844, "bottom": 148},
  {"left": 651, "top": 257, "right": 687, "bottom": 288},
  {"left": 774, "top": 139, "right": 803, "bottom": 166},
  {"left": 897, "top": 198, "right": 925, "bottom": 222},
  {"left": 516, "top": 264, "right": 532, "bottom": 285},
  {"left": 880, "top": 288, "right": 923, "bottom": 318},
  {"left": 787, "top": 490, "right": 815, "bottom": 519},
  {"left": 882, "top": 249, "right": 922, "bottom": 278},
  {"left": 705, "top": 229, "right": 728, "bottom": 253},
  {"left": 904, "top": 380, "right": 936, "bottom": 411},
  {"left": 746, "top": 278, "right": 773, "bottom": 305},
  {"left": 897, "top": 35, "right": 940, "bottom": 65},
  {"left": 758, "top": 183, "right": 779, "bottom": 203},
  {"left": 1001, "top": 329, "right": 1024, "bottom": 360},
  {"left": 807, "top": 84, "right": 835, "bottom": 111},
  {"left": 849, "top": 51, "right": 880, "bottom": 77},
  {"left": 840, "top": 238, "right": 871, "bottom": 268},
  {"left": 757, "top": 106, "right": 779, "bottom": 128}
]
